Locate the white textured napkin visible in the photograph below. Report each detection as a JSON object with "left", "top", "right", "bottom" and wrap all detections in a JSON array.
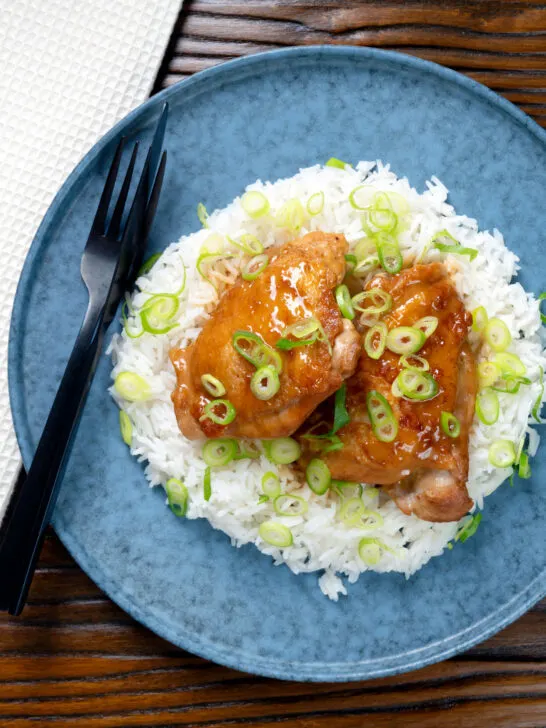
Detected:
[{"left": 0, "top": 0, "right": 182, "bottom": 518}]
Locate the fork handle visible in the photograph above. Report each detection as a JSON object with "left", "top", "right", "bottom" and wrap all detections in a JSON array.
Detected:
[{"left": 0, "top": 299, "right": 107, "bottom": 615}]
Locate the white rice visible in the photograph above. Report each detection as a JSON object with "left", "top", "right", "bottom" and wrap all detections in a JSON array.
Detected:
[{"left": 108, "top": 162, "right": 546, "bottom": 600}]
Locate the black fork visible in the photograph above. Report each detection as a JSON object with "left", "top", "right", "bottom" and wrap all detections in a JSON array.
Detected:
[{"left": 0, "top": 104, "right": 169, "bottom": 615}]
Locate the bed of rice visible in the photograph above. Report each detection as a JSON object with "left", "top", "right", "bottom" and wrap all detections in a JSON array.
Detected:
[{"left": 108, "top": 161, "right": 546, "bottom": 600}]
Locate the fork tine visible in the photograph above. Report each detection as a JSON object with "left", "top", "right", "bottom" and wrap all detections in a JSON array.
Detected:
[
  {"left": 107, "top": 142, "right": 139, "bottom": 239},
  {"left": 144, "top": 150, "right": 167, "bottom": 240},
  {"left": 90, "top": 137, "right": 125, "bottom": 236}
]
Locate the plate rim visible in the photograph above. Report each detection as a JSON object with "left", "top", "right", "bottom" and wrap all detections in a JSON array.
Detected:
[{"left": 8, "top": 45, "right": 546, "bottom": 682}]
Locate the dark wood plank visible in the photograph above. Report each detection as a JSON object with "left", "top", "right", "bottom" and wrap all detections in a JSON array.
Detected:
[{"left": 4, "top": 2, "right": 546, "bottom": 726}]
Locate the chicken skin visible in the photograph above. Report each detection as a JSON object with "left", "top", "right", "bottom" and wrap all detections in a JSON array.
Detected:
[
  {"left": 299, "top": 263, "right": 477, "bottom": 523},
  {"left": 170, "top": 232, "right": 361, "bottom": 440}
]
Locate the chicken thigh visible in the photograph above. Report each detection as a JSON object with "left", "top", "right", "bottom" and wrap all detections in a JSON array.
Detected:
[
  {"left": 170, "top": 232, "right": 361, "bottom": 439},
  {"left": 299, "top": 263, "right": 477, "bottom": 522}
]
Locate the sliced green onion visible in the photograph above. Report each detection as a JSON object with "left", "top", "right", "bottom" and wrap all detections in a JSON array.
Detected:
[
  {"left": 228, "top": 233, "right": 264, "bottom": 255},
  {"left": 472, "top": 306, "right": 488, "bottom": 333},
  {"left": 349, "top": 185, "right": 376, "bottom": 210},
  {"left": 259, "top": 521, "right": 293, "bottom": 548},
  {"left": 241, "top": 190, "right": 270, "bottom": 219},
  {"left": 261, "top": 472, "right": 281, "bottom": 498},
  {"left": 375, "top": 232, "right": 403, "bottom": 274},
  {"left": 326, "top": 157, "right": 350, "bottom": 169},
  {"left": 532, "top": 366, "right": 544, "bottom": 423},
  {"left": 196, "top": 252, "right": 235, "bottom": 288},
  {"left": 201, "top": 374, "right": 226, "bottom": 398},
  {"left": 241, "top": 254, "right": 269, "bottom": 282},
  {"left": 492, "top": 352, "right": 526, "bottom": 377},
  {"left": 258, "top": 494, "right": 269, "bottom": 504},
  {"left": 140, "top": 294, "right": 179, "bottom": 334},
  {"left": 202, "top": 438, "right": 238, "bottom": 467},
  {"left": 232, "top": 330, "right": 282, "bottom": 372},
  {"left": 307, "top": 191, "right": 325, "bottom": 216},
  {"left": 276, "top": 318, "right": 326, "bottom": 351},
  {"left": 491, "top": 375, "right": 530, "bottom": 394},
  {"left": 358, "top": 538, "right": 392, "bottom": 565},
  {"left": 354, "top": 238, "right": 377, "bottom": 261},
  {"left": 366, "top": 390, "right": 398, "bottom": 442},
  {"left": 413, "top": 316, "right": 438, "bottom": 339},
  {"left": 538, "top": 292, "right": 546, "bottom": 324},
  {"left": 273, "top": 494, "right": 308, "bottom": 516},
  {"left": 121, "top": 300, "right": 144, "bottom": 339},
  {"left": 138, "top": 252, "right": 162, "bottom": 276},
  {"left": 332, "top": 481, "right": 363, "bottom": 500},
  {"left": 332, "top": 383, "right": 350, "bottom": 434},
  {"left": 476, "top": 388, "right": 499, "bottom": 425},
  {"left": 488, "top": 439, "right": 516, "bottom": 468},
  {"left": 484, "top": 318, "right": 511, "bottom": 352},
  {"left": 234, "top": 440, "right": 261, "bottom": 460},
  {"left": 432, "top": 229, "right": 478, "bottom": 261},
  {"left": 199, "top": 399, "right": 237, "bottom": 426},
  {"left": 321, "top": 434, "right": 344, "bottom": 454},
  {"left": 386, "top": 326, "right": 426, "bottom": 355},
  {"left": 200, "top": 233, "right": 225, "bottom": 255},
  {"left": 338, "top": 499, "right": 383, "bottom": 530},
  {"left": 250, "top": 365, "right": 280, "bottom": 401},
  {"left": 335, "top": 284, "right": 355, "bottom": 320},
  {"left": 114, "top": 372, "right": 151, "bottom": 402},
  {"left": 305, "top": 458, "right": 331, "bottom": 495},
  {"left": 478, "top": 361, "right": 502, "bottom": 388},
  {"left": 119, "top": 410, "right": 132, "bottom": 446},
  {"left": 166, "top": 478, "right": 188, "bottom": 517},
  {"left": 441, "top": 411, "right": 460, "bottom": 438},
  {"left": 455, "top": 513, "right": 482, "bottom": 543},
  {"left": 518, "top": 451, "right": 531, "bottom": 479},
  {"left": 368, "top": 206, "right": 398, "bottom": 233},
  {"left": 267, "top": 437, "right": 301, "bottom": 465},
  {"left": 275, "top": 198, "right": 305, "bottom": 231},
  {"left": 364, "top": 322, "right": 387, "bottom": 360},
  {"left": 351, "top": 289, "right": 392, "bottom": 316},
  {"left": 400, "top": 354, "right": 429, "bottom": 372},
  {"left": 204, "top": 466, "right": 212, "bottom": 501},
  {"left": 353, "top": 254, "right": 380, "bottom": 278},
  {"left": 396, "top": 369, "right": 439, "bottom": 401},
  {"left": 197, "top": 202, "right": 209, "bottom": 228},
  {"left": 345, "top": 253, "right": 357, "bottom": 269}
]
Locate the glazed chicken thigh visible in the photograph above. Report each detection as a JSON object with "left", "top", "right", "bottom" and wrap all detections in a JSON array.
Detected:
[
  {"left": 170, "top": 232, "right": 361, "bottom": 440},
  {"left": 299, "top": 263, "right": 477, "bottom": 522}
]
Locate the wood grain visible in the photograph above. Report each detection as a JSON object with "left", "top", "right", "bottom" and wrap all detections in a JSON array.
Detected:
[{"left": 3, "top": 1, "right": 546, "bottom": 726}]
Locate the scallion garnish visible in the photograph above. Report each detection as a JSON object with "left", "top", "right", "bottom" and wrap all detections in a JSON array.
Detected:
[
  {"left": 305, "top": 458, "right": 331, "bottom": 495},
  {"left": 484, "top": 318, "right": 511, "bottom": 352},
  {"left": 204, "top": 466, "right": 212, "bottom": 501},
  {"left": 366, "top": 391, "right": 398, "bottom": 442},
  {"left": 364, "top": 322, "right": 387, "bottom": 360},
  {"left": 331, "top": 480, "right": 363, "bottom": 500},
  {"left": 140, "top": 294, "right": 179, "bottom": 335},
  {"left": 349, "top": 185, "right": 375, "bottom": 210},
  {"left": 375, "top": 232, "right": 403, "bottom": 274},
  {"left": 201, "top": 374, "right": 226, "bottom": 398},
  {"left": 488, "top": 439, "right": 516, "bottom": 468},
  {"left": 440, "top": 411, "right": 460, "bottom": 438},
  {"left": 353, "top": 254, "right": 380, "bottom": 278},
  {"left": 242, "top": 254, "right": 269, "bottom": 281},
  {"left": 539, "top": 292, "right": 546, "bottom": 324},
  {"left": 455, "top": 513, "right": 482, "bottom": 543},
  {"left": 196, "top": 252, "right": 235, "bottom": 289},
  {"left": 478, "top": 361, "right": 502, "bottom": 388},
  {"left": 475, "top": 388, "right": 499, "bottom": 425},
  {"left": 472, "top": 306, "right": 488, "bottom": 334},
  {"left": 228, "top": 233, "right": 264, "bottom": 255},
  {"left": 394, "top": 369, "right": 439, "bottom": 401},
  {"left": 326, "top": 157, "right": 350, "bottom": 169},
  {"left": 258, "top": 521, "right": 293, "bottom": 548},
  {"left": 197, "top": 202, "right": 209, "bottom": 228},
  {"left": 265, "top": 437, "right": 301, "bottom": 465},
  {"left": 114, "top": 371, "right": 151, "bottom": 402},
  {"left": 202, "top": 438, "right": 238, "bottom": 467},
  {"left": 119, "top": 410, "right": 132, "bottom": 446},
  {"left": 351, "top": 289, "right": 392, "bottom": 316},
  {"left": 413, "top": 316, "right": 438, "bottom": 339},
  {"left": 138, "top": 252, "right": 162, "bottom": 276},
  {"left": 232, "top": 330, "right": 283, "bottom": 372},
  {"left": 532, "top": 366, "right": 544, "bottom": 423},
  {"left": 307, "top": 191, "right": 324, "bottom": 216},
  {"left": 492, "top": 352, "right": 526, "bottom": 377},
  {"left": 276, "top": 317, "right": 331, "bottom": 353},
  {"left": 335, "top": 284, "right": 355, "bottom": 320},
  {"left": 273, "top": 494, "right": 308, "bottom": 516},
  {"left": 386, "top": 326, "right": 426, "bottom": 355},
  {"left": 199, "top": 399, "right": 237, "bottom": 426},
  {"left": 261, "top": 472, "right": 281, "bottom": 499},
  {"left": 518, "top": 451, "right": 531, "bottom": 479},
  {"left": 400, "top": 354, "right": 429, "bottom": 372},
  {"left": 166, "top": 478, "right": 189, "bottom": 517},
  {"left": 358, "top": 538, "right": 394, "bottom": 565},
  {"left": 331, "top": 383, "right": 350, "bottom": 434},
  {"left": 432, "top": 230, "right": 478, "bottom": 261},
  {"left": 250, "top": 365, "right": 280, "bottom": 401},
  {"left": 338, "top": 498, "right": 383, "bottom": 529},
  {"left": 241, "top": 190, "right": 270, "bottom": 219},
  {"left": 275, "top": 198, "right": 305, "bottom": 232}
]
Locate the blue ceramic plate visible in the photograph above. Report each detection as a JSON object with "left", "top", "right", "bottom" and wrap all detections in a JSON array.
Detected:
[{"left": 9, "top": 48, "right": 546, "bottom": 681}]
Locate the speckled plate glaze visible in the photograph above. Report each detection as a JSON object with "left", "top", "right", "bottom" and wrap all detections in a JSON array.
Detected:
[{"left": 9, "top": 47, "right": 546, "bottom": 681}]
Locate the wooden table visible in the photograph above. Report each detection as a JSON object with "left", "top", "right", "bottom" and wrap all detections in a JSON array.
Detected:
[{"left": 3, "top": 2, "right": 546, "bottom": 725}]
